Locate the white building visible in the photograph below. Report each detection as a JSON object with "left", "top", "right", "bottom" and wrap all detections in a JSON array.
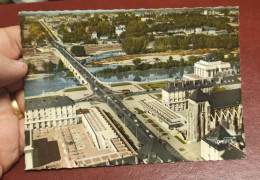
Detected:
[
  {"left": 91, "top": 31, "right": 98, "bottom": 39},
  {"left": 25, "top": 96, "right": 78, "bottom": 130},
  {"left": 140, "top": 99, "right": 186, "bottom": 130},
  {"left": 194, "top": 59, "right": 231, "bottom": 78},
  {"left": 184, "top": 56, "right": 231, "bottom": 80},
  {"left": 162, "top": 75, "right": 241, "bottom": 112},
  {"left": 115, "top": 25, "right": 126, "bottom": 36}
]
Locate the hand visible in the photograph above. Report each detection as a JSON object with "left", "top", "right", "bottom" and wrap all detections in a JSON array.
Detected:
[{"left": 0, "top": 26, "right": 28, "bottom": 177}]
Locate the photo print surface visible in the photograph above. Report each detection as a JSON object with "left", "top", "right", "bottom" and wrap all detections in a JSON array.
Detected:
[{"left": 20, "top": 7, "right": 245, "bottom": 170}]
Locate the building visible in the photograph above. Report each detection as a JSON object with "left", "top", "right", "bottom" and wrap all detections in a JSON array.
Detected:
[
  {"left": 184, "top": 55, "right": 231, "bottom": 80},
  {"left": 162, "top": 75, "right": 241, "bottom": 112},
  {"left": 25, "top": 96, "right": 78, "bottom": 130},
  {"left": 187, "top": 88, "right": 243, "bottom": 142},
  {"left": 115, "top": 25, "right": 126, "bottom": 36},
  {"left": 91, "top": 31, "right": 98, "bottom": 39},
  {"left": 140, "top": 99, "right": 186, "bottom": 130},
  {"left": 201, "top": 125, "right": 245, "bottom": 161}
]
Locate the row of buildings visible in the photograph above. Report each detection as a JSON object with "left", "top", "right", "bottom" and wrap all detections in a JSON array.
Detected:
[
  {"left": 24, "top": 96, "right": 137, "bottom": 169},
  {"left": 140, "top": 55, "right": 245, "bottom": 160}
]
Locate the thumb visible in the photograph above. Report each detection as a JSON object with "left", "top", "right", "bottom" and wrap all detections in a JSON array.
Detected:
[{"left": 0, "top": 55, "right": 27, "bottom": 87}]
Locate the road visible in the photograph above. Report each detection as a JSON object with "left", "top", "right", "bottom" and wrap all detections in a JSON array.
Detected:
[{"left": 41, "top": 20, "right": 186, "bottom": 163}]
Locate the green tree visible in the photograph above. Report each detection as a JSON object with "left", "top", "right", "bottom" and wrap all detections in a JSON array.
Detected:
[
  {"left": 43, "top": 61, "right": 56, "bottom": 72},
  {"left": 71, "top": 46, "right": 86, "bottom": 56},
  {"left": 57, "top": 59, "right": 65, "bottom": 72},
  {"left": 27, "top": 63, "right": 37, "bottom": 73},
  {"left": 122, "top": 36, "right": 149, "bottom": 54},
  {"left": 133, "top": 58, "right": 141, "bottom": 65}
]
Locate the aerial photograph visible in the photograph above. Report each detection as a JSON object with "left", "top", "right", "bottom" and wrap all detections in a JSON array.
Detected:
[{"left": 19, "top": 7, "right": 246, "bottom": 170}]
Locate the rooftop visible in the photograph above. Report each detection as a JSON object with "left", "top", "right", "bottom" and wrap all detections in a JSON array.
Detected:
[
  {"left": 25, "top": 96, "right": 75, "bottom": 110},
  {"left": 221, "top": 146, "right": 246, "bottom": 160},
  {"left": 203, "top": 125, "right": 233, "bottom": 151},
  {"left": 163, "top": 75, "right": 240, "bottom": 93},
  {"left": 189, "top": 88, "right": 241, "bottom": 108}
]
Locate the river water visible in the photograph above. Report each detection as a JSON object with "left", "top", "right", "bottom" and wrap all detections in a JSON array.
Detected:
[
  {"left": 25, "top": 50, "right": 240, "bottom": 97},
  {"left": 25, "top": 72, "right": 80, "bottom": 98}
]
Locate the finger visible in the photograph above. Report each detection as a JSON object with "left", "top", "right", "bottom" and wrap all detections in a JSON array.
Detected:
[
  {"left": 0, "top": 88, "right": 12, "bottom": 116},
  {"left": 19, "top": 118, "right": 25, "bottom": 156},
  {"left": 15, "top": 89, "right": 25, "bottom": 113},
  {"left": 0, "top": 55, "right": 27, "bottom": 87},
  {"left": 0, "top": 26, "right": 22, "bottom": 60},
  {"left": 5, "top": 79, "right": 24, "bottom": 94}
]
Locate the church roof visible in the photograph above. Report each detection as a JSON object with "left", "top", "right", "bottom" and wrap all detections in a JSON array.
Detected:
[
  {"left": 189, "top": 88, "right": 208, "bottom": 102},
  {"left": 188, "top": 88, "right": 241, "bottom": 108},
  {"left": 206, "top": 89, "right": 241, "bottom": 108}
]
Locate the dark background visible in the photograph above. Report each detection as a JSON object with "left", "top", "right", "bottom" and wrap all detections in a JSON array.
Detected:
[{"left": 1, "top": 0, "right": 260, "bottom": 179}]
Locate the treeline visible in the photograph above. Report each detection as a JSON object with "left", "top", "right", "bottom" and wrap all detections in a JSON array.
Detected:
[
  {"left": 57, "top": 15, "right": 115, "bottom": 43},
  {"left": 96, "top": 56, "right": 202, "bottom": 74},
  {"left": 150, "top": 13, "right": 233, "bottom": 32},
  {"left": 154, "top": 34, "right": 239, "bottom": 51},
  {"left": 121, "top": 21, "right": 149, "bottom": 54},
  {"left": 27, "top": 59, "right": 67, "bottom": 74}
]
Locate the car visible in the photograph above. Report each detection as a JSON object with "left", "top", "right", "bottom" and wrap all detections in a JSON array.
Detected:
[
  {"left": 122, "top": 108, "right": 126, "bottom": 111},
  {"left": 136, "top": 123, "right": 140, "bottom": 127},
  {"left": 146, "top": 129, "right": 150, "bottom": 134},
  {"left": 149, "top": 134, "right": 154, "bottom": 139},
  {"left": 134, "top": 119, "right": 138, "bottom": 123}
]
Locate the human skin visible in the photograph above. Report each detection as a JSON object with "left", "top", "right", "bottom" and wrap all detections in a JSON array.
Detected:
[{"left": 0, "top": 26, "right": 28, "bottom": 178}]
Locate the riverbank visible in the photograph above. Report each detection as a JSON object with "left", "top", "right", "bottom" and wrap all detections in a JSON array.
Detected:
[
  {"left": 88, "top": 49, "right": 212, "bottom": 67},
  {"left": 25, "top": 73, "right": 53, "bottom": 81}
]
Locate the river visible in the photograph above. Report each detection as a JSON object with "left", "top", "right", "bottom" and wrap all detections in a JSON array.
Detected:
[
  {"left": 25, "top": 50, "right": 240, "bottom": 97},
  {"left": 25, "top": 72, "right": 80, "bottom": 98}
]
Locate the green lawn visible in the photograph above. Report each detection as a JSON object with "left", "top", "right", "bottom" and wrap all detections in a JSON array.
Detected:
[
  {"left": 111, "top": 82, "right": 132, "bottom": 87},
  {"left": 139, "top": 81, "right": 168, "bottom": 90},
  {"left": 125, "top": 97, "right": 134, "bottom": 100},
  {"left": 64, "top": 87, "right": 87, "bottom": 92},
  {"left": 154, "top": 93, "right": 162, "bottom": 99}
]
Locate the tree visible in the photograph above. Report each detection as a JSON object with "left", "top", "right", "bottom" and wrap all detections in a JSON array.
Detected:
[
  {"left": 57, "top": 59, "right": 65, "bottom": 72},
  {"left": 27, "top": 63, "right": 37, "bottom": 73},
  {"left": 122, "top": 36, "right": 149, "bottom": 54},
  {"left": 70, "top": 46, "right": 86, "bottom": 57},
  {"left": 133, "top": 58, "right": 141, "bottom": 65},
  {"left": 43, "top": 61, "right": 56, "bottom": 72},
  {"left": 211, "top": 86, "right": 229, "bottom": 93}
]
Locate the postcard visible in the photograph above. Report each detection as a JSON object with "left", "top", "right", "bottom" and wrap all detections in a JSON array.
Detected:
[{"left": 19, "top": 7, "right": 245, "bottom": 170}]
